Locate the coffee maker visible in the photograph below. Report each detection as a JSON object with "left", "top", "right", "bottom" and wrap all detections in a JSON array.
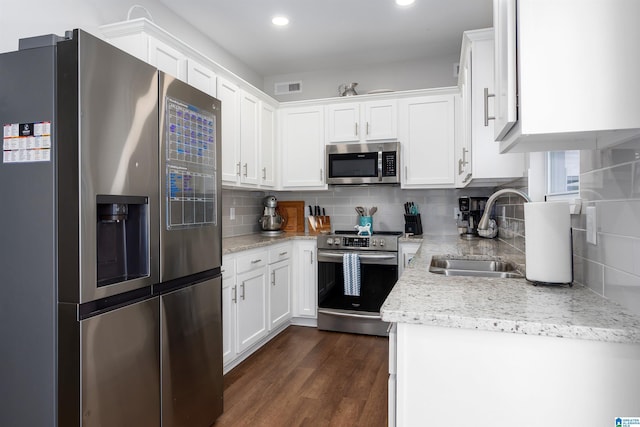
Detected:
[
  {"left": 258, "top": 195, "right": 285, "bottom": 236},
  {"left": 458, "top": 196, "right": 488, "bottom": 238}
]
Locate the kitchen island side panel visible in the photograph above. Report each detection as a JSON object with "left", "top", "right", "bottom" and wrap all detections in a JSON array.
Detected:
[{"left": 0, "top": 45, "right": 58, "bottom": 426}]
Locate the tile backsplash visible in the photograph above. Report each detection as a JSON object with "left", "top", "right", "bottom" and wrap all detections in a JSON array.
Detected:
[
  {"left": 222, "top": 186, "right": 492, "bottom": 238},
  {"left": 573, "top": 137, "right": 640, "bottom": 315}
]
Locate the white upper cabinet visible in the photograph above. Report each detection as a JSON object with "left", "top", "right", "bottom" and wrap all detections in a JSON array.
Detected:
[
  {"left": 187, "top": 59, "right": 217, "bottom": 97},
  {"left": 458, "top": 29, "right": 525, "bottom": 185},
  {"left": 493, "top": 0, "right": 640, "bottom": 153},
  {"left": 217, "top": 77, "right": 242, "bottom": 184},
  {"left": 400, "top": 92, "right": 456, "bottom": 188},
  {"left": 260, "top": 103, "right": 277, "bottom": 188},
  {"left": 455, "top": 51, "right": 473, "bottom": 188},
  {"left": 327, "top": 100, "right": 397, "bottom": 143},
  {"left": 239, "top": 91, "right": 260, "bottom": 186},
  {"left": 280, "top": 106, "right": 327, "bottom": 189},
  {"left": 148, "top": 37, "right": 187, "bottom": 81}
]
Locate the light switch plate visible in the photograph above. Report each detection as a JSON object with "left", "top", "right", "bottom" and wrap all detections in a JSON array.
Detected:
[{"left": 586, "top": 206, "right": 597, "bottom": 245}]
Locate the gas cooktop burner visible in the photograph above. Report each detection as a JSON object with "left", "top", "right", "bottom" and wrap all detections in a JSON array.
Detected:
[{"left": 333, "top": 230, "right": 403, "bottom": 236}]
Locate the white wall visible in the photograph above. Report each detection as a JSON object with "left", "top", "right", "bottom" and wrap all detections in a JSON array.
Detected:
[
  {"left": 264, "top": 53, "right": 461, "bottom": 101},
  {"left": 0, "top": 0, "right": 263, "bottom": 88}
]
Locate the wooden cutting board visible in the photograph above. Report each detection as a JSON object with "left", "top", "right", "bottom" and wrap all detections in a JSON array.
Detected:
[{"left": 277, "top": 201, "right": 305, "bottom": 232}]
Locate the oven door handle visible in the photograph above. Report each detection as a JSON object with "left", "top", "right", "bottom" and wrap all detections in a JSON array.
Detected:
[
  {"left": 319, "top": 252, "right": 397, "bottom": 261},
  {"left": 317, "top": 309, "right": 382, "bottom": 320}
]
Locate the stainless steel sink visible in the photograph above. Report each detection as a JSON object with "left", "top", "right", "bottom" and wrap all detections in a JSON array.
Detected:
[{"left": 429, "top": 257, "right": 524, "bottom": 279}]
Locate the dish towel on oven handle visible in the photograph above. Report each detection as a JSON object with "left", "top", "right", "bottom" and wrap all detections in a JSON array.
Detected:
[{"left": 343, "top": 253, "right": 361, "bottom": 296}]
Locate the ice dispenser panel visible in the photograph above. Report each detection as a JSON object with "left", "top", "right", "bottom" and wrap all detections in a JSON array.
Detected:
[{"left": 96, "top": 195, "right": 150, "bottom": 287}]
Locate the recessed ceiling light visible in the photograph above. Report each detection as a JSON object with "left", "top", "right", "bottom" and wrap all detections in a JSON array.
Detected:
[
  {"left": 395, "top": 0, "right": 415, "bottom": 5},
  {"left": 272, "top": 16, "right": 289, "bottom": 26}
]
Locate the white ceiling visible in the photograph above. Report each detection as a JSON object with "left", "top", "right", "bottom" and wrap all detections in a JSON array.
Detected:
[{"left": 158, "top": 0, "right": 493, "bottom": 77}]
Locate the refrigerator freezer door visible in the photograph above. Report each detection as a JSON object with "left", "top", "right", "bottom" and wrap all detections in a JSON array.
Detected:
[
  {"left": 80, "top": 297, "right": 160, "bottom": 427},
  {"left": 161, "top": 276, "right": 223, "bottom": 426},
  {"left": 56, "top": 30, "right": 160, "bottom": 304}
]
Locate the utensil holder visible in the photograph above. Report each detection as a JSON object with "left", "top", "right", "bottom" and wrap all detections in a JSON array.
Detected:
[
  {"left": 358, "top": 216, "right": 373, "bottom": 234},
  {"left": 404, "top": 214, "right": 423, "bottom": 236}
]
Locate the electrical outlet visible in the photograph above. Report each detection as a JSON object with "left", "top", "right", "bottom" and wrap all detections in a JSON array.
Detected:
[
  {"left": 230, "top": 207, "right": 235, "bottom": 220},
  {"left": 586, "top": 206, "right": 596, "bottom": 245}
]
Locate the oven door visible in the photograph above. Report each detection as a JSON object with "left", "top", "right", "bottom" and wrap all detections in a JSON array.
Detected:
[{"left": 317, "top": 250, "right": 398, "bottom": 336}]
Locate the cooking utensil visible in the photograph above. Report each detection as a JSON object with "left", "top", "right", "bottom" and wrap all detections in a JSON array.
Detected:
[{"left": 369, "top": 206, "right": 377, "bottom": 216}]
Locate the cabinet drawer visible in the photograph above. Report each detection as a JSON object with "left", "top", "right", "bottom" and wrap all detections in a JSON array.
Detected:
[
  {"left": 268, "top": 245, "right": 291, "bottom": 264},
  {"left": 236, "top": 250, "right": 268, "bottom": 274},
  {"left": 222, "top": 256, "right": 235, "bottom": 280}
]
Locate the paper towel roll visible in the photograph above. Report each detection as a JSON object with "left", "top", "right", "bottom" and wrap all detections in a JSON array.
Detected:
[{"left": 524, "top": 201, "right": 572, "bottom": 284}]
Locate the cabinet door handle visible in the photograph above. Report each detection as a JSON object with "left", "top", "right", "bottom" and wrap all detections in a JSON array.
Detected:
[
  {"left": 279, "top": 251, "right": 288, "bottom": 256},
  {"left": 243, "top": 163, "right": 248, "bottom": 177},
  {"left": 484, "top": 88, "right": 495, "bottom": 127},
  {"left": 262, "top": 167, "right": 267, "bottom": 180},
  {"left": 458, "top": 148, "right": 469, "bottom": 175},
  {"left": 366, "top": 122, "right": 370, "bottom": 136},
  {"left": 236, "top": 162, "right": 241, "bottom": 176},
  {"left": 240, "top": 283, "right": 245, "bottom": 300},
  {"left": 232, "top": 285, "right": 237, "bottom": 303},
  {"left": 463, "top": 173, "right": 472, "bottom": 184},
  {"left": 250, "top": 259, "right": 262, "bottom": 264},
  {"left": 355, "top": 122, "right": 358, "bottom": 136},
  {"left": 310, "top": 251, "right": 314, "bottom": 264},
  {"left": 271, "top": 271, "right": 275, "bottom": 286},
  {"left": 404, "top": 166, "right": 408, "bottom": 181},
  {"left": 320, "top": 169, "right": 324, "bottom": 181}
]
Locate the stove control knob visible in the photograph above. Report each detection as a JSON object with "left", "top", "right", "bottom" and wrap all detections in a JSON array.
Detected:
[
  {"left": 326, "top": 238, "right": 334, "bottom": 245},
  {"left": 379, "top": 239, "right": 385, "bottom": 247}
]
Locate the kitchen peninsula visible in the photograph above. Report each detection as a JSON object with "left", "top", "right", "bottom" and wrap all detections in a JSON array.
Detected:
[{"left": 382, "top": 235, "right": 640, "bottom": 426}]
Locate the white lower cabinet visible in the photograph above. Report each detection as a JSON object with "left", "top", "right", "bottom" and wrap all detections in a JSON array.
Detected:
[
  {"left": 292, "top": 240, "right": 317, "bottom": 321},
  {"left": 394, "top": 323, "right": 640, "bottom": 426},
  {"left": 222, "top": 249, "right": 269, "bottom": 371},
  {"left": 222, "top": 243, "right": 297, "bottom": 372},
  {"left": 235, "top": 252, "right": 268, "bottom": 353},
  {"left": 221, "top": 255, "right": 237, "bottom": 365},
  {"left": 268, "top": 244, "right": 292, "bottom": 331}
]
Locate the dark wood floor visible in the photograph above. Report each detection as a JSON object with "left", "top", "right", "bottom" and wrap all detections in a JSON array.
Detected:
[{"left": 214, "top": 326, "right": 389, "bottom": 427}]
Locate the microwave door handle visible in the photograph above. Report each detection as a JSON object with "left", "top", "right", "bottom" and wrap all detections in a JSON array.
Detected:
[{"left": 378, "top": 148, "right": 383, "bottom": 181}]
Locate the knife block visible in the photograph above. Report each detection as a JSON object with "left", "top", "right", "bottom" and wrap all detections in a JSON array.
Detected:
[
  {"left": 404, "top": 214, "right": 423, "bottom": 236},
  {"left": 308, "top": 215, "right": 331, "bottom": 235}
]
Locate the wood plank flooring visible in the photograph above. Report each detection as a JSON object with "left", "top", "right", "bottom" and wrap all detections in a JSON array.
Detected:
[{"left": 214, "top": 326, "right": 389, "bottom": 427}]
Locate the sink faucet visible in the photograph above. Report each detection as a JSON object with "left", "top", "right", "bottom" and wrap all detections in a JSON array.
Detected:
[{"left": 477, "top": 188, "right": 532, "bottom": 231}]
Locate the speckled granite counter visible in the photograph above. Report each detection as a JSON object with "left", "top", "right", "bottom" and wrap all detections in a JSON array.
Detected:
[
  {"left": 223, "top": 232, "right": 316, "bottom": 255},
  {"left": 381, "top": 235, "right": 640, "bottom": 344}
]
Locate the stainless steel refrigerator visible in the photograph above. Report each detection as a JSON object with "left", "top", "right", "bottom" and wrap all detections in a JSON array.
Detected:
[{"left": 0, "top": 29, "right": 222, "bottom": 426}]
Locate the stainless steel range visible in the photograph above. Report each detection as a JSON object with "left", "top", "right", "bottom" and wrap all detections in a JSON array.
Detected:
[{"left": 317, "top": 230, "right": 401, "bottom": 336}]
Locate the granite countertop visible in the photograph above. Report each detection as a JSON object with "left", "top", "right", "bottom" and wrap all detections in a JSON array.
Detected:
[
  {"left": 381, "top": 235, "right": 640, "bottom": 344},
  {"left": 223, "top": 232, "right": 316, "bottom": 255}
]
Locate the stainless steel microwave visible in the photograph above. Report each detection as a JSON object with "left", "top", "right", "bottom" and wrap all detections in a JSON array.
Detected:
[{"left": 326, "top": 141, "right": 400, "bottom": 185}]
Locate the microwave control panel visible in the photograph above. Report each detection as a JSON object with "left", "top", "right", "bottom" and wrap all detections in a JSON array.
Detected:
[{"left": 382, "top": 151, "right": 396, "bottom": 177}]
